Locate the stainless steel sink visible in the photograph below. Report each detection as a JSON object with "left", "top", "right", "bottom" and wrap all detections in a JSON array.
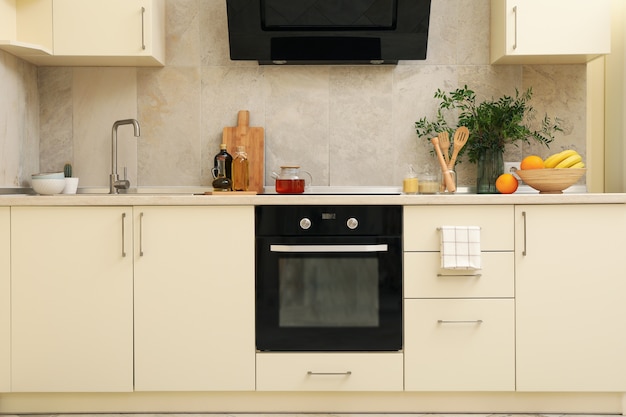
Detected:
[{"left": 77, "top": 186, "right": 212, "bottom": 195}]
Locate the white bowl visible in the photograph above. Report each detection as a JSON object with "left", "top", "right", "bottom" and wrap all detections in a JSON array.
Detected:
[
  {"left": 31, "top": 178, "right": 67, "bottom": 195},
  {"left": 32, "top": 172, "right": 64, "bottom": 180}
]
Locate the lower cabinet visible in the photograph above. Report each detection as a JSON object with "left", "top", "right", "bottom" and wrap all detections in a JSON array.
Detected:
[
  {"left": 0, "top": 207, "right": 10, "bottom": 393},
  {"left": 11, "top": 206, "right": 134, "bottom": 392},
  {"left": 515, "top": 204, "right": 626, "bottom": 391},
  {"left": 256, "top": 352, "right": 404, "bottom": 391},
  {"left": 404, "top": 299, "right": 515, "bottom": 391},
  {"left": 133, "top": 206, "right": 255, "bottom": 391}
]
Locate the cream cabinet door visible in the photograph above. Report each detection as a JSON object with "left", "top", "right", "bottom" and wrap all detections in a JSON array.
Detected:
[
  {"left": 11, "top": 206, "right": 134, "bottom": 392},
  {"left": 515, "top": 204, "right": 626, "bottom": 391},
  {"left": 52, "top": 0, "right": 164, "bottom": 63},
  {"left": 405, "top": 299, "right": 515, "bottom": 391},
  {"left": 0, "top": 207, "right": 10, "bottom": 393},
  {"left": 133, "top": 206, "right": 255, "bottom": 391},
  {"left": 490, "top": 0, "right": 611, "bottom": 64}
]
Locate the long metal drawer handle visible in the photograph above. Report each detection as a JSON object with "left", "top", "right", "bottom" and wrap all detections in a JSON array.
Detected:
[
  {"left": 438, "top": 320, "right": 483, "bottom": 324},
  {"left": 307, "top": 371, "right": 352, "bottom": 376},
  {"left": 141, "top": 7, "right": 146, "bottom": 50},
  {"left": 121, "top": 212, "right": 127, "bottom": 257},
  {"left": 513, "top": 6, "right": 518, "bottom": 50},
  {"left": 522, "top": 210, "right": 527, "bottom": 256},
  {"left": 437, "top": 273, "right": 482, "bottom": 277},
  {"left": 139, "top": 212, "right": 144, "bottom": 256},
  {"left": 270, "top": 244, "right": 388, "bottom": 253}
]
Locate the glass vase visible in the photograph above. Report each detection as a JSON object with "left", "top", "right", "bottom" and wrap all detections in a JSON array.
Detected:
[{"left": 476, "top": 148, "right": 504, "bottom": 194}]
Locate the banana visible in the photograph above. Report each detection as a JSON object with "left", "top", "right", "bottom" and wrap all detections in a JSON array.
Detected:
[
  {"left": 570, "top": 161, "right": 585, "bottom": 169},
  {"left": 555, "top": 153, "right": 583, "bottom": 168},
  {"left": 544, "top": 149, "right": 579, "bottom": 168}
]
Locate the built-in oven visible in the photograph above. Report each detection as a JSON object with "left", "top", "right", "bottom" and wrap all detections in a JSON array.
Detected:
[{"left": 255, "top": 205, "right": 402, "bottom": 352}]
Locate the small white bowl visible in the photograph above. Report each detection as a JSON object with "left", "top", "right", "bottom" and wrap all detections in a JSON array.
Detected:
[
  {"left": 31, "top": 178, "right": 67, "bottom": 195},
  {"left": 32, "top": 172, "right": 64, "bottom": 180}
]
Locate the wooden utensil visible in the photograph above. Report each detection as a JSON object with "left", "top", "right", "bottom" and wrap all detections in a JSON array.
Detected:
[
  {"left": 438, "top": 131, "right": 450, "bottom": 164},
  {"left": 431, "top": 137, "right": 456, "bottom": 193},
  {"left": 222, "top": 110, "right": 265, "bottom": 193},
  {"left": 448, "top": 126, "right": 469, "bottom": 169}
]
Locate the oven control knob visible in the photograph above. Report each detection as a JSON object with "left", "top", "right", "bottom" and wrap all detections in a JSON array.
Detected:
[
  {"left": 347, "top": 217, "right": 359, "bottom": 230},
  {"left": 299, "top": 217, "right": 312, "bottom": 230}
]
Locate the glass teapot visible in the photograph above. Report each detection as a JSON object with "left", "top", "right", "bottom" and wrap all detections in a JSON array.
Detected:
[{"left": 272, "top": 166, "right": 312, "bottom": 194}]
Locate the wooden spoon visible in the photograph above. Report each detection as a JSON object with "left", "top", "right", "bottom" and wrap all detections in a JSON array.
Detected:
[
  {"left": 431, "top": 137, "right": 456, "bottom": 193},
  {"left": 438, "top": 131, "right": 450, "bottom": 164},
  {"left": 448, "top": 126, "right": 470, "bottom": 169}
]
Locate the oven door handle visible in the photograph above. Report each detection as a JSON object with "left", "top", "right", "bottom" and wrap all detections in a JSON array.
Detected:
[{"left": 270, "top": 244, "right": 388, "bottom": 253}]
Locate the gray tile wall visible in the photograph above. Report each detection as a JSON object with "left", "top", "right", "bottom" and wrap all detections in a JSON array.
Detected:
[{"left": 1, "top": 0, "right": 587, "bottom": 188}]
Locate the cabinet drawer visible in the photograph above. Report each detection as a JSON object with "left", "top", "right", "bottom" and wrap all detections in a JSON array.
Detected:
[
  {"left": 404, "top": 299, "right": 514, "bottom": 391},
  {"left": 404, "top": 251, "right": 514, "bottom": 298},
  {"left": 404, "top": 205, "right": 513, "bottom": 251},
  {"left": 256, "top": 352, "right": 403, "bottom": 391}
]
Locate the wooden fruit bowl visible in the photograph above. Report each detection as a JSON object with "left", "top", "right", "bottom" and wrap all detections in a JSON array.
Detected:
[{"left": 516, "top": 168, "right": 586, "bottom": 194}]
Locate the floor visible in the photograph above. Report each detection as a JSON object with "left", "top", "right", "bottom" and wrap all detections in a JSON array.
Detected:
[{"left": 4, "top": 414, "right": 619, "bottom": 417}]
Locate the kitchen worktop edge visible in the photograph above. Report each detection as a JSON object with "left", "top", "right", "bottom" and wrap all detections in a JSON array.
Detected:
[{"left": 1, "top": 193, "right": 625, "bottom": 206}]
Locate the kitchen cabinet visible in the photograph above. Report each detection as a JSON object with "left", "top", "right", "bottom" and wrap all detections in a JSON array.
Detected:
[
  {"left": 403, "top": 205, "right": 515, "bottom": 391},
  {"left": 10, "top": 206, "right": 134, "bottom": 392},
  {"left": 0, "top": 0, "right": 164, "bottom": 66},
  {"left": 515, "top": 204, "right": 626, "bottom": 391},
  {"left": 133, "top": 206, "right": 255, "bottom": 391},
  {"left": 490, "top": 0, "right": 611, "bottom": 64},
  {"left": 0, "top": 207, "right": 10, "bottom": 393}
]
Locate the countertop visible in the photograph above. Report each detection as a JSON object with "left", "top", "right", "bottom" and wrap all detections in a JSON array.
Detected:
[{"left": 1, "top": 186, "right": 625, "bottom": 206}]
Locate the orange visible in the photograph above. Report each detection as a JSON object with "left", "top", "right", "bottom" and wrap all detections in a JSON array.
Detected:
[
  {"left": 495, "top": 173, "right": 519, "bottom": 194},
  {"left": 520, "top": 155, "right": 545, "bottom": 170}
]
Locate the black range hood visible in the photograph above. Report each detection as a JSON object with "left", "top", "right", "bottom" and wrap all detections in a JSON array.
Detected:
[{"left": 226, "top": 0, "right": 432, "bottom": 65}]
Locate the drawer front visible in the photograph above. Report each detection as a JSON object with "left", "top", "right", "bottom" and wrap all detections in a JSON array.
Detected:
[
  {"left": 404, "top": 299, "right": 515, "bottom": 391},
  {"left": 404, "top": 251, "right": 514, "bottom": 298},
  {"left": 256, "top": 352, "right": 403, "bottom": 391},
  {"left": 404, "top": 205, "right": 513, "bottom": 251}
]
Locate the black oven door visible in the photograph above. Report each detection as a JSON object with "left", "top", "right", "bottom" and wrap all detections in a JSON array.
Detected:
[{"left": 256, "top": 235, "right": 402, "bottom": 352}]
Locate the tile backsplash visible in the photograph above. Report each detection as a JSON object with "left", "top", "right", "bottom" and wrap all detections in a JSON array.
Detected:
[{"left": 0, "top": 0, "right": 587, "bottom": 189}]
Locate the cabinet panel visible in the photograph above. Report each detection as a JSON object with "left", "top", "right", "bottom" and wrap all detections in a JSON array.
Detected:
[
  {"left": 491, "top": 0, "right": 611, "bottom": 64},
  {"left": 11, "top": 206, "right": 133, "bottom": 392},
  {"left": 404, "top": 251, "right": 514, "bottom": 298},
  {"left": 257, "top": 352, "right": 403, "bottom": 391},
  {"left": 515, "top": 205, "right": 626, "bottom": 391},
  {"left": 134, "top": 206, "right": 255, "bottom": 391},
  {"left": 404, "top": 298, "right": 515, "bottom": 391},
  {"left": 0, "top": 207, "right": 10, "bottom": 393},
  {"left": 404, "top": 205, "right": 513, "bottom": 251}
]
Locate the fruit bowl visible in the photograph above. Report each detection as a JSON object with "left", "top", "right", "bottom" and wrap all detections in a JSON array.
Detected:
[{"left": 516, "top": 168, "right": 586, "bottom": 194}]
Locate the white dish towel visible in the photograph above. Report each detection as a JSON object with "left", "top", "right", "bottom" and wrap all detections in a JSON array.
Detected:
[{"left": 439, "top": 225, "right": 482, "bottom": 270}]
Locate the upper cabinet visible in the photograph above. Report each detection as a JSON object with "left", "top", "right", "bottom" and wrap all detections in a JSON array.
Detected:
[
  {"left": 0, "top": 0, "right": 165, "bottom": 66},
  {"left": 490, "top": 0, "right": 611, "bottom": 64}
]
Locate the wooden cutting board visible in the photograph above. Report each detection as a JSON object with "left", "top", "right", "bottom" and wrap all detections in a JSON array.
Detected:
[{"left": 222, "top": 110, "right": 265, "bottom": 193}]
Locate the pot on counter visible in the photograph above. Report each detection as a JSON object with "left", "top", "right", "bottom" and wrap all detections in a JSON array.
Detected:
[{"left": 272, "top": 166, "right": 312, "bottom": 194}]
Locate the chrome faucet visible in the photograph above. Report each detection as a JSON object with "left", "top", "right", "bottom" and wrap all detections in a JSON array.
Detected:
[{"left": 110, "top": 119, "right": 141, "bottom": 194}]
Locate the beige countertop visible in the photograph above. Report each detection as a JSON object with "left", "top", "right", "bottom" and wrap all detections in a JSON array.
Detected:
[{"left": 1, "top": 191, "right": 626, "bottom": 206}]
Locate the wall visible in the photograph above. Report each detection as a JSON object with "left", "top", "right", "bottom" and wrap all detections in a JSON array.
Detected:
[
  {"left": 605, "top": 0, "right": 626, "bottom": 193},
  {"left": 23, "top": 0, "right": 590, "bottom": 188},
  {"left": 0, "top": 50, "right": 38, "bottom": 186}
]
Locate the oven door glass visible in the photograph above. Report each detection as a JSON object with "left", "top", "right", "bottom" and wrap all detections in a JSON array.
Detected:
[{"left": 256, "top": 236, "right": 402, "bottom": 351}]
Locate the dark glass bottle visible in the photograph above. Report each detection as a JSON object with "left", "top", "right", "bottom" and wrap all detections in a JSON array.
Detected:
[
  {"left": 212, "top": 157, "right": 232, "bottom": 192},
  {"left": 213, "top": 143, "right": 233, "bottom": 181}
]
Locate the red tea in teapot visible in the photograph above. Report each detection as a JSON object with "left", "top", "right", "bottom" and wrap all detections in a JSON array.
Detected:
[{"left": 275, "top": 178, "right": 305, "bottom": 194}]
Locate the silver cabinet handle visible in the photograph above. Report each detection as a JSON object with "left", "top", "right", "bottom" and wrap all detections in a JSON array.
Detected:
[
  {"left": 270, "top": 244, "right": 388, "bottom": 253},
  {"left": 307, "top": 371, "right": 352, "bottom": 376},
  {"left": 121, "top": 212, "right": 127, "bottom": 257},
  {"left": 438, "top": 320, "right": 483, "bottom": 324},
  {"left": 522, "top": 210, "right": 527, "bottom": 256},
  {"left": 141, "top": 7, "right": 146, "bottom": 50},
  {"left": 437, "top": 273, "right": 482, "bottom": 277},
  {"left": 139, "top": 212, "right": 144, "bottom": 256},
  {"left": 512, "top": 6, "right": 518, "bottom": 50}
]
